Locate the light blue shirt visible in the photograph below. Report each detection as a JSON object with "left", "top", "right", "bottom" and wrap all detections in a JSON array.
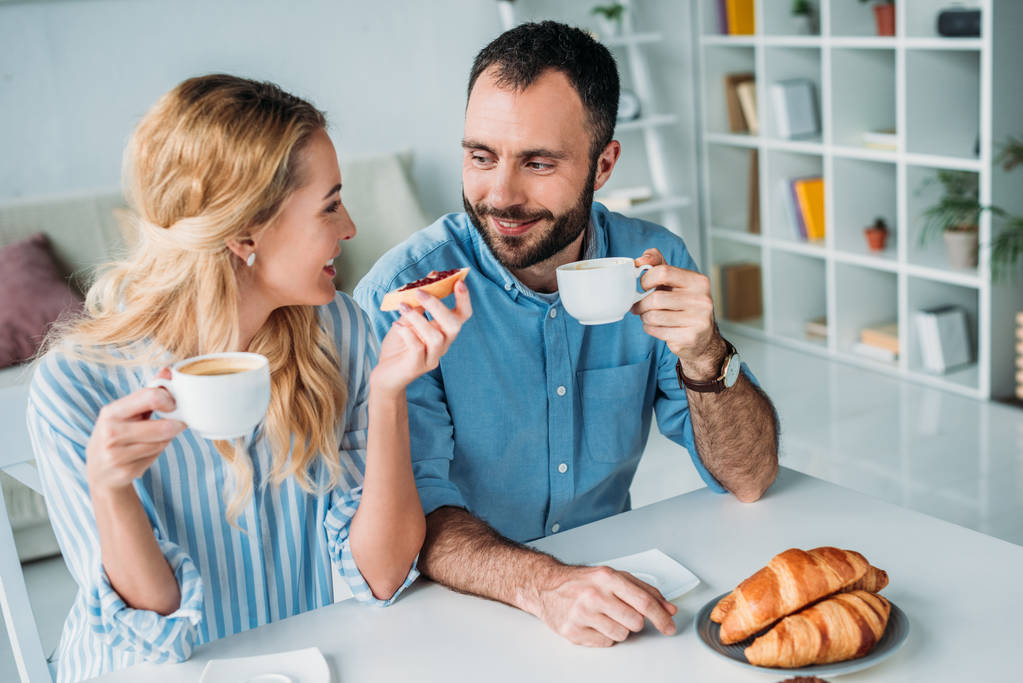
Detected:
[
  {"left": 355, "top": 203, "right": 745, "bottom": 544},
  {"left": 26, "top": 293, "right": 416, "bottom": 683}
]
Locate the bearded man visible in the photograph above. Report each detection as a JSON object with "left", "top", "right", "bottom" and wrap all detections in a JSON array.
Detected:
[{"left": 355, "top": 21, "right": 778, "bottom": 647}]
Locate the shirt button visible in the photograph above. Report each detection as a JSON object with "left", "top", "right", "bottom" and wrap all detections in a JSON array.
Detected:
[
  {"left": 551, "top": 523, "right": 561, "bottom": 533},
  {"left": 504, "top": 282, "right": 513, "bottom": 291},
  {"left": 549, "top": 308, "right": 558, "bottom": 319},
  {"left": 556, "top": 385, "right": 567, "bottom": 396},
  {"left": 558, "top": 463, "right": 568, "bottom": 474}
]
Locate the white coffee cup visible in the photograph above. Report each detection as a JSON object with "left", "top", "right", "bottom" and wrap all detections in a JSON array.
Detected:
[
  {"left": 147, "top": 352, "right": 271, "bottom": 440},
  {"left": 556, "top": 257, "right": 654, "bottom": 325}
]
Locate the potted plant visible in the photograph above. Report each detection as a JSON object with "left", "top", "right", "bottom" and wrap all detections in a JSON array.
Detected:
[
  {"left": 991, "top": 137, "right": 1023, "bottom": 280},
  {"left": 591, "top": 2, "right": 626, "bottom": 38},
  {"left": 864, "top": 217, "right": 890, "bottom": 252},
  {"left": 916, "top": 169, "right": 984, "bottom": 269},
  {"left": 791, "top": 1, "right": 820, "bottom": 35},
  {"left": 859, "top": 0, "right": 895, "bottom": 37}
]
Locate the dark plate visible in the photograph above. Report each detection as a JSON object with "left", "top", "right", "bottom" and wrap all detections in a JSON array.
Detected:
[{"left": 694, "top": 592, "right": 910, "bottom": 676}]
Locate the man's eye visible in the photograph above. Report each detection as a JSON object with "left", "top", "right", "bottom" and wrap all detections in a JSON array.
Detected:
[
  {"left": 528, "top": 162, "right": 552, "bottom": 171},
  {"left": 472, "top": 154, "right": 491, "bottom": 164}
]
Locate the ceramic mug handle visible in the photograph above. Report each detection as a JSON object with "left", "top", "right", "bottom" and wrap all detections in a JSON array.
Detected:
[
  {"left": 633, "top": 264, "right": 655, "bottom": 304},
  {"left": 146, "top": 377, "right": 184, "bottom": 422}
]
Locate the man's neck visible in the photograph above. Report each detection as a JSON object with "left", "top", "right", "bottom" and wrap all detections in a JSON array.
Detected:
[{"left": 509, "top": 228, "right": 587, "bottom": 294}]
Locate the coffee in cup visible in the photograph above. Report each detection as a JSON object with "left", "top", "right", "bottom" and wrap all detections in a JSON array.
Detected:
[
  {"left": 555, "top": 257, "right": 654, "bottom": 325},
  {"left": 148, "top": 352, "right": 271, "bottom": 440}
]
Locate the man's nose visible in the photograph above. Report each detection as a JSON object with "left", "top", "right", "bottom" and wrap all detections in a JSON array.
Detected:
[{"left": 487, "top": 162, "right": 527, "bottom": 210}]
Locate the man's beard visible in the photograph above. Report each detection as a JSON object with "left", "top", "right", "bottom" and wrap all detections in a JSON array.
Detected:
[{"left": 464, "top": 167, "right": 596, "bottom": 271}]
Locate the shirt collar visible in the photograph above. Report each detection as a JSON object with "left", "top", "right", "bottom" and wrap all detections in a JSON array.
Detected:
[{"left": 468, "top": 203, "right": 610, "bottom": 304}]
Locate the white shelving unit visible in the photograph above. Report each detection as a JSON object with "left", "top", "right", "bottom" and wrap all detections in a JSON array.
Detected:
[
  {"left": 598, "top": 2, "right": 691, "bottom": 237},
  {"left": 695, "top": 0, "right": 1023, "bottom": 399}
]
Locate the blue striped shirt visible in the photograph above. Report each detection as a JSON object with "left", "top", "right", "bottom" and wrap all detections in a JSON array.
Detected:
[{"left": 26, "top": 293, "right": 417, "bottom": 683}]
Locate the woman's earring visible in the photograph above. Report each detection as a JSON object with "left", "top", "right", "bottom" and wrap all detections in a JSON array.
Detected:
[{"left": 246, "top": 252, "right": 256, "bottom": 267}]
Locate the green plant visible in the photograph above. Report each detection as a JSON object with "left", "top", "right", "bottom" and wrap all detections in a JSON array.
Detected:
[
  {"left": 991, "top": 215, "right": 1023, "bottom": 281},
  {"left": 591, "top": 3, "right": 625, "bottom": 21},
  {"left": 998, "top": 136, "right": 1023, "bottom": 172},
  {"left": 792, "top": 0, "right": 814, "bottom": 14},
  {"left": 916, "top": 136, "right": 1023, "bottom": 280},
  {"left": 916, "top": 170, "right": 986, "bottom": 245}
]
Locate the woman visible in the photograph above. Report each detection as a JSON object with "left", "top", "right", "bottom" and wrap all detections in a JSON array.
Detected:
[{"left": 26, "top": 74, "right": 471, "bottom": 682}]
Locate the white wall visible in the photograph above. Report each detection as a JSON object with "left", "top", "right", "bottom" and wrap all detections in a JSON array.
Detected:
[{"left": 0, "top": 0, "right": 701, "bottom": 257}]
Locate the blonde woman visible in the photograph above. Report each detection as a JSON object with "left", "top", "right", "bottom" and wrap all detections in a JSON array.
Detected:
[{"left": 26, "top": 74, "right": 471, "bottom": 682}]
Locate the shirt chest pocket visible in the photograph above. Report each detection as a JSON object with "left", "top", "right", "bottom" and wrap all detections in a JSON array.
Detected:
[{"left": 577, "top": 354, "right": 653, "bottom": 464}]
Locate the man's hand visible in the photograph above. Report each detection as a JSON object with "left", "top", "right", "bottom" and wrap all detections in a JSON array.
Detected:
[
  {"left": 533, "top": 564, "right": 678, "bottom": 647},
  {"left": 631, "top": 248, "right": 727, "bottom": 381}
]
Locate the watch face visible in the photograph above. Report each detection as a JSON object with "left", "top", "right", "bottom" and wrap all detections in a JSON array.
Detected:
[{"left": 724, "top": 352, "right": 742, "bottom": 388}]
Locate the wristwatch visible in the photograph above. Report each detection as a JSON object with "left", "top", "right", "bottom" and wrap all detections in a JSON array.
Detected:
[{"left": 675, "top": 338, "right": 741, "bottom": 393}]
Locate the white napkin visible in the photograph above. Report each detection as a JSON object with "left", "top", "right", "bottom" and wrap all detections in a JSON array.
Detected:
[
  {"left": 594, "top": 548, "right": 701, "bottom": 600},
  {"left": 198, "top": 646, "right": 329, "bottom": 683}
]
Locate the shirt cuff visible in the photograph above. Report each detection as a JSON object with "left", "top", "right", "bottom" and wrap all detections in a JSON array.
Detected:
[
  {"left": 416, "top": 483, "right": 470, "bottom": 517},
  {"left": 87, "top": 538, "right": 204, "bottom": 663},
  {"left": 324, "top": 487, "right": 419, "bottom": 607}
]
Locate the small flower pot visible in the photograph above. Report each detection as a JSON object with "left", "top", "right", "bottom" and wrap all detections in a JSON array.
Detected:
[
  {"left": 874, "top": 3, "right": 896, "bottom": 37},
  {"left": 943, "top": 228, "right": 979, "bottom": 269},
  {"left": 864, "top": 226, "right": 889, "bottom": 252}
]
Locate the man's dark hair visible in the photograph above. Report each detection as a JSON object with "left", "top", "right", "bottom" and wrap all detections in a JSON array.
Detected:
[{"left": 467, "top": 21, "right": 620, "bottom": 160}]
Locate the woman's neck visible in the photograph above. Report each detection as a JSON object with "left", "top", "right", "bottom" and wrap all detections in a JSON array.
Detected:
[{"left": 236, "top": 290, "right": 274, "bottom": 351}]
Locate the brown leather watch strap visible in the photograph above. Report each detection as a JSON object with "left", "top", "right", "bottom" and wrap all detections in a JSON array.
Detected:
[{"left": 675, "top": 339, "right": 737, "bottom": 394}]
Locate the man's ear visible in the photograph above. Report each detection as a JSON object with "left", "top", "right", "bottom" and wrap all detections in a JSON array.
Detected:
[{"left": 592, "top": 140, "right": 622, "bottom": 192}]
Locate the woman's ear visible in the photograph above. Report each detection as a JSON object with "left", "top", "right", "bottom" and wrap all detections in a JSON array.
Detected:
[{"left": 225, "top": 236, "right": 256, "bottom": 264}]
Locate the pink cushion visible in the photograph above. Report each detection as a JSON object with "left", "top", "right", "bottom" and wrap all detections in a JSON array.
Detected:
[{"left": 0, "top": 233, "right": 83, "bottom": 369}]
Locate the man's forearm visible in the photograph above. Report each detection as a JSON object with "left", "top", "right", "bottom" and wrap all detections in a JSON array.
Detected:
[
  {"left": 418, "top": 506, "right": 562, "bottom": 613},
  {"left": 686, "top": 373, "right": 779, "bottom": 502}
]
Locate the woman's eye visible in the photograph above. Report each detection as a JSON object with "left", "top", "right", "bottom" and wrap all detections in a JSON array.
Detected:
[{"left": 325, "top": 201, "right": 341, "bottom": 214}]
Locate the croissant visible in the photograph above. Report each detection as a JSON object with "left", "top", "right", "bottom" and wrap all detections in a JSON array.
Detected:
[
  {"left": 718, "top": 547, "right": 870, "bottom": 644},
  {"left": 710, "top": 564, "right": 886, "bottom": 626},
  {"left": 744, "top": 590, "right": 890, "bottom": 668}
]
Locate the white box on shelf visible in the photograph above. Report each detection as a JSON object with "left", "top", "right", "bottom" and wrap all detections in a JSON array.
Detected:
[
  {"left": 914, "top": 306, "right": 972, "bottom": 374},
  {"left": 769, "top": 79, "right": 820, "bottom": 139}
]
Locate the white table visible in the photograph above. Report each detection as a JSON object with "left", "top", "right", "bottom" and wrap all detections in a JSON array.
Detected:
[{"left": 91, "top": 467, "right": 1023, "bottom": 681}]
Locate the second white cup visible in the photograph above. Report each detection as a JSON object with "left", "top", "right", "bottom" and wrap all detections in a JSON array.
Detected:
[{"left": 556, "top": 257, "right": 654, "bottom": 325}]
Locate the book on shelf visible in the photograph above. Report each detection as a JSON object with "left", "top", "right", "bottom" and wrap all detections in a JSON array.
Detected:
[
  {"left": 793, "top": 177, "right": 825, "bottom": 241},
  {"left": 736, "top": 80, "right": 759, "bottom": 134},
  {"left": 716, "top": 0, "right": 729, "bottom": 34},
  {"left": 723, "top": 72, "right": 755, "bottom": 133},
  {"left": 852, "top": 342, "right": 897, "bottom": 364},
  {"left": 804, "top": 315, "right": 827, "bottom": 341},
  {"left": 748, "top": 150, "right": 760, "bottom": 234},
  {"left": 778, "top": 180, "right": 806, "bottom": 240},
  {"left": 862, "top": 128, "right": 897, "bottom": 151},
  {"left": 860, "top": 321, "right": 899, "bottom": 357},
  {"left": 914, "top": 306, "right": 972, "bottom": 374},
  {"left": 769, "top": 79, "right": 820, "bottom": 139},
  {"left": 781, "top": 176, "right": 824, "bottom": 242},
  {"left": 712, "top": 261, "right": 762, "bottom": 322},
  {"left": 724, "top": 0, "right": 755, "bottom": 35}
]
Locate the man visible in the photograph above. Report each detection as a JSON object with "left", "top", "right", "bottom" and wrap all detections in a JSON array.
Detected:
[{"left": 355, "top": 21, "right": 778, "bottom": 647}]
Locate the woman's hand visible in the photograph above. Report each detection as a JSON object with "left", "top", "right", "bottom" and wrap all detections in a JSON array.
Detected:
[
  {"left": 85, "top": 367, "right": 187, "bottom": 493},
  {"left": 371, "top": 280, "right": 472, "bottom": 394}
]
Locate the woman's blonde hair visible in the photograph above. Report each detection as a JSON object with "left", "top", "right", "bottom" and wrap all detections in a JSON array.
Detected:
[{"left": 50, "top": 74, "right": 347, "bottom": 522}]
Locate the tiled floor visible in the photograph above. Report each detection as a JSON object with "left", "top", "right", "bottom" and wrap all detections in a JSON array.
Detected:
[{"left": 4, "top": 332, "right": 1022, "bottom": 680}]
